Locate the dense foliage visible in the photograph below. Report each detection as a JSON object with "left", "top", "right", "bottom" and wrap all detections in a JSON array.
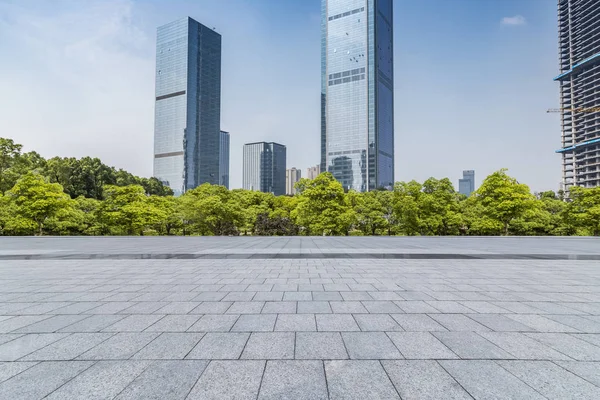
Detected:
[{"left": 1, "top": 137, "right": 599, "bottom": 236}]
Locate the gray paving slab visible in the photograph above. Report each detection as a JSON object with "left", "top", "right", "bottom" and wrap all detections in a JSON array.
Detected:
[
  {"left": 22, "top": 333, "right": 114, "bottom": 361},
  {"left": 467, "top": 313, "right": 534, "bottom": 332},
  {"left": 274, "top": 314, "right": 316, "bottom": 331},
  {"left": 187, "top": 360, "right": 265, "bottom": 400},
  {"left": 295, "top": 332, "right": 348, "bottom": 359},
  {"left": 191, "top": 302, "right": 232, "bottom": 314},
  {"left": 433, "top": 332, "right": 515, "bottom": 359},
  {"left": 479, "top": 332, "right": 572, "bottom": 360},
  {"left": 556, "top": 361, "right": 600, "bottom": 387},
  {"left": 103, "top": 314, "right": 164, "bottom": 332},
  {"left": 0, "top": 333, "right": 68, "bottom": 361},
  {"left": 132, "top": 332, "right": 204, "bottom": 359},
  {"left": 545, "top": 314, "right": 600, "bottom": 333},
  {"left": 115, "top": 360, "right": 208, "bottom": 400},
  {"left": 145, "top": 315, "right": 200, "bottom": 332},
  {"left": 45, "top": 360, "right": 151, "bottom": 400},
  {"left": 0, "top": 360, "right": 93, "bottom": 400},
  {"left": 0, "top": 333, "right": 21, "bottom": 346},
  {"left": 261, "top": 301, "right": 296, "bottom": 314},
  {"left": 354, "top": 314, "right": 402, "bottom": 331},
  {"left": 188, "top": 315, "right": 239, "bottom": 332},
  {"left": 429, "top": 314, "right": 492, "bottom": 332},
  {"left": 241, "top": 332, "right": 294, "bottom": 359},
  {"left": 258, "top": 360, "right": 327, "bottom": 400},
  {"left": 12, "top": 315, "right": 87, "bottom": 333},
  {"left": 391, "top": 314, "right": 448, "bottom": 331},
  {"left": 77, "top": 332, "right": 159, "bottom": 360},
  {"left": 186, "top": 332, "right": 249, "bottom": 359},
  {"left": 231, "top": 314, "right": 277, "bottom": 332},
  {"left": 342, "top": 332, "right": 403, "bottom": 359},
  {"left": 0, "top": 361, "right": 38, "bottom": 384},
  {"left": 507, "top": 314, "right": 580, "bottom": 332},
  {"left": 440, "top": 360, "right": 546, "bottom": 400},
  {"left": 498, "top": 360, "right": 600, "bottom": 399},
  {"left": 297, "top": 301, "right": 332, "bottom": 314},
  {"left": 316, "top": 314, "right": 360, "bottom": 331},
  {"left": 58, "top": 315, "right": 127, "bottom": 332},
  {"left": 325, "top": 360, "right": 400, "bottom": 399},
  {"left": 382, "top": 360, "right": 472, "bottom": 400},
  {"left": 525, "top": 333, "right": 600, "bottom": 361},
  {"left": 387, "top": 332, "right": 457, "bottom": 359}
]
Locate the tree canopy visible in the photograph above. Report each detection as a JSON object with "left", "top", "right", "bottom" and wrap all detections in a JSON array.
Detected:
[{"left": 1, "top": 137, "right": 599, "bottom": 236}]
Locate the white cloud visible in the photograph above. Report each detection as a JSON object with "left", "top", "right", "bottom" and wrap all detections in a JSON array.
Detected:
[{"left": 501, "top": 15, "right": 526, "bottom": 26}]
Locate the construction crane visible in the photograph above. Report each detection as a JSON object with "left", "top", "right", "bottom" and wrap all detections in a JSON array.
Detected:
[{"left": 547, "top": 107, "right": 600, "bottom": 113}]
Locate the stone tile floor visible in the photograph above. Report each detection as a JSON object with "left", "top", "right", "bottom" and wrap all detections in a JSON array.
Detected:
[{"left": 0, "top": 238, "right": 599, "bottom": 399}]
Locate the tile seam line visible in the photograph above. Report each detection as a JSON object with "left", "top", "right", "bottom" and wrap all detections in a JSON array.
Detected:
[
  {"left": 492, "top": 359, "right": 556, "bottom": 399},
  {"left": 39, "top": 358, "right": 98, "bottom": 399},
  {"left": 435, "top": 360, "right": 476, "bottom": 400}
]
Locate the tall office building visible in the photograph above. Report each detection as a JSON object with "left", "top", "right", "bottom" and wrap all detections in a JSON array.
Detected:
[
  {"left": 555, "top": 0, "right": 600, "bottom": 189},
  {"left": 321, "top": 0, "right": 395, "bottom": 192},
  {"left": 286, "top": 168, "right": 302, "bottom": 195},
  {"left": 153, "top": 17, "right": 222, "bottom": 195},
  {"left": 458, "top": 170, "right": 475, "bottom": 197},
  {"left": 307, "top": 165, "right": 321, "bottom": 180},
  {"left": 243, "top": 142, "right": 286, "bottom": 195},
  {"left": 219, "top": 130, "right": 230, "bottom": 189}
]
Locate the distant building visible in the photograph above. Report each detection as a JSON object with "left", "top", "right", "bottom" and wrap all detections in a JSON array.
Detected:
[
  {"left": 459, "top": 170, "right": 475, "bottom": 197},
  {"left": 555, "top": 0, "right": 600, "bottom": 189},
  {"left": 219, "top": 131, "right": 230, "bottom": 189},
  {"left": 306, "top": 165, "right": 321, "bottom": 180},
  {"left": 153, "top": 17, "right": 221, "bottom": 195},
  {"left": 286, "top": 168, "right": 302, "bottom": 195},
  {"left": 243, "top": 142, "right": 286, "bottom": 196},
  {"left": 321, "top": 0, "right": 395, "bottom": 192}
]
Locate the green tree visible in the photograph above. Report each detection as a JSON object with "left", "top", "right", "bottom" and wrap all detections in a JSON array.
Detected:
[
  {"left": 567, "top": 186, "right": 600, "bottom": 236},
  {"left": 472, "top": 169, "right": 537, "bottom": 235},
  {"left": 393, "top": 181, "right": 422, "bottom": 235},
  {"left": 179, "top": 184, "right": 243, "bottom": 235},
  {"left": 292, "top": 173, "right": 355, "bottom": 235},
  {"left": 419, "top": 178, "right": 462, "bottom": 235},
  {"left": 99, "top": 185, "right": 165, "bottom": 235},
  {"left": 6, "top": 173, "right": 74, "bottom": 235}
]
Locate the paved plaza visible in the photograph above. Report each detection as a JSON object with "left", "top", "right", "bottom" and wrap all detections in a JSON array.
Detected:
[{"left": 0, "top": 237, "right": 599, "bottom": 399}]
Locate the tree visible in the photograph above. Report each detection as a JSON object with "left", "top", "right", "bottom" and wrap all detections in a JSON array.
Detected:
[
  {"left": 6, "top": 173, "right": 74, "bottom": 235},
  {"left": 472, "top": 169, "right": 537, "bottom": 235},
  {"left": 419, "top": 178, "right": 462, "bottom": 235},
  {"left": 292, "top": 173, "right": 355, "bottom": 235},
  {"left": 567, "top": 186, "right": 600, "bottom": 236},
  {"left": 393, "top": 181, "right": 422, "bottom": 235},
  {"left": 179, "top": 184, "right": 243, "bottom": 235},
  {"left": 98, "top": 185, "right": 165, "bottom": 235}
]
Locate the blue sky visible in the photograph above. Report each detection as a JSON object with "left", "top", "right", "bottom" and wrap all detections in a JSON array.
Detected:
[{"left": 0, "top": 0, "right": 561, "bottom": 191}]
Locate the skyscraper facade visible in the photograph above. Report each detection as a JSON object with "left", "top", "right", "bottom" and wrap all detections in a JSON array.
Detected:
[
  {"left": 153, "top": 17, "right": 222, "bottom": 196},
  {"left": 555, "top": 0, "right": 600, "bottom": 189},
  {"left": 321, "top": 0, "right": 395, "bottom": 192},
  {"left": 243, "top": 142, "right": 286, "bottom": 195},
  {"left": 458, "top": 170, "right": 475, "bottom": 197},
  {"left": 307, "top": 165, "right": 321, "bottom": 180},
  {"left": 219, "top": 130, "right": 230, "bottom": 189},
  {"left": 286, "top": 168, "right": 302, "bottom": 195}
]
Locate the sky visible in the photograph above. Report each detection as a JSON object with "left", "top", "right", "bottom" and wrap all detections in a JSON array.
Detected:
[{"left": 0, "top": 0, "right": 561, "bottom": 192}]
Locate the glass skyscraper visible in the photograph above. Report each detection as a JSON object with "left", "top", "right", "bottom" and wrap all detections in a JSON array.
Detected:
[
  {"left": 153, "top": 17, "right": 222, "bottom": 196},
  {"left": 219, "top": 130, "right": 230, "bottom": 189},
  {"left": 321, "top": 0, "right": 395, "bottom": 192},
  {"left": 458, "top": 170, "right": 475, "bottom": 197},
  {"left": 243, "top": 142, "right": 286, "bottom": 196}
]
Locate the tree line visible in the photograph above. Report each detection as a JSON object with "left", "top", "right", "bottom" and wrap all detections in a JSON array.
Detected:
[{"left": 1, "top": 137, "right": 599, "bottom": 236}]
